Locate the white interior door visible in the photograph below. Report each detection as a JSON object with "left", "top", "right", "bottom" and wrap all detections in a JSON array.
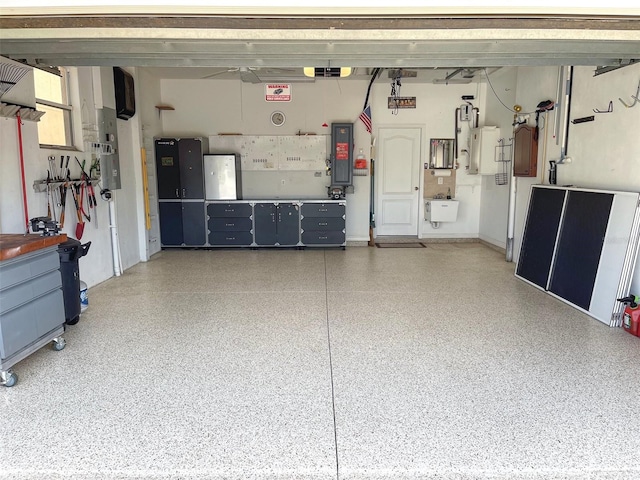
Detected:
[{"left": 375, "top": 127, "right": 422, "bottom": 236}]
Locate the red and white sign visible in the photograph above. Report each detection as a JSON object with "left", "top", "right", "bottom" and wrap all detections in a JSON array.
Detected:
[
  {"left": 336, "top": 142, "right": 349, "bottom": 160},
  {"left": 265, "top": 84, "right": 291, "bottom": 102}
]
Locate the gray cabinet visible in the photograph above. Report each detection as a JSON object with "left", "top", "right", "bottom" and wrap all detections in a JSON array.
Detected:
[
  {"left": 207, "top": 202, "right": 253, "bottom": 246},
  {"left": 300, "top": 201, "right": 346, "bottom": 247},
  {"left": 254, "top": 202, "right": 300, "bottom": 246},
  {"left": 198, "top": 200, "right": 347, "bottom": 248},
  {"left": 155, "top": 137, "right": 208, "bottom": 247},
  {"left": 1, "top": 241, "right": 66, "bottom": 387},
  {"left": 159, "top": 201, "right": 206, "bottom": 247}
]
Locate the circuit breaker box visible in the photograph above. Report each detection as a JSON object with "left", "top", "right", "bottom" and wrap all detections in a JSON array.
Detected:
[
  {"left": 331, "top": 123, "right": 353, "bottom": 186},
  {"left": 97, "top": 107, "right": 121, "bottom": 190}
]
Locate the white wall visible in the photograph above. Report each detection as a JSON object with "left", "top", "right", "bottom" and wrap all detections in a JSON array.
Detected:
[
  {"left": 158, "top": 76, "right": 486, "bottom": 241},
  {"left": 478, "top": 68, "right": 518, "bottom": 249},
  {"left": 508, "top": 63, "right": 640, "bottom": 293},
  {"left": 367, "top": 81, "right": 485, "bottom": 240},
  {"left": 0, "top": 61, "right": 147, "bottom": 288}
]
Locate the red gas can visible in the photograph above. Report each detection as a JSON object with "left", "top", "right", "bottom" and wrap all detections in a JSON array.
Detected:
[{"left": 618, "top": 295, "right": 640, "bottom": 337}]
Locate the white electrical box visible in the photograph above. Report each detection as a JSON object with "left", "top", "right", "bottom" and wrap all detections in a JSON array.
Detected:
[
  {"left": 469, "top": 126, "right": 500, "bottom": 175},
  {"left": 459, "top": 104, "right": 472, "bottom": 121}
]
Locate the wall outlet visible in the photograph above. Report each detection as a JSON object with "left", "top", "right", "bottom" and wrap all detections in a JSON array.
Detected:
[{"left": 438, "top": 177, "right": 444, "bottom": 185}]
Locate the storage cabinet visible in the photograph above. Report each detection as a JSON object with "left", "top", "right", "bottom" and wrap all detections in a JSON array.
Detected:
[
  {"left": 158, "top": 201, "right": 206, "bottom": 246},
  {"left": 178, "top": 200, "right": 347, "bottom": 248},
  {"left": 1, "top": 236, "right": 68, "bottom": 387},
  {"left": 254, "top": 202, "right": 300, "bottom": 246},
  {"left": 513, "top": 125, "right": 538, "bottom": 177},
  {"left": 156, "top": 137, "right": 208, "bottom": 247},
  {"left": 516, "top": 185, "right": 640, "bottom": 326},
  {"left": 300, "top": 201, "right": 346, "bottom": 247},
  {"left": 207, "top": 202, "right": 253, "bottom": 246}
]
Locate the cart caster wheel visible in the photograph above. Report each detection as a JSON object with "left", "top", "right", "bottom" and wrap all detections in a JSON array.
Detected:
[
  {"left": 52, "top": 338, "right": 66, "bottom": 351},
  {"left": 1, "top": 371, "right": 17, "bottom": 387}
]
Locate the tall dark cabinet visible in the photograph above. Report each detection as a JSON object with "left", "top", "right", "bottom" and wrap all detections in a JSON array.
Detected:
[{"left": 155, "top": 137, "right": 208, "bottom": 247}]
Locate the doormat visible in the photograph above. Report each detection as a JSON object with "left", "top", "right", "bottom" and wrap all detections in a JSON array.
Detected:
[{"left": 375, "top": 242, "right": 426, "bottom": 248}]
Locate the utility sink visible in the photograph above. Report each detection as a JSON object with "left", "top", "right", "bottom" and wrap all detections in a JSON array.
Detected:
[{"left": 425, "top": 199, "right": 459, "bottom": 222}]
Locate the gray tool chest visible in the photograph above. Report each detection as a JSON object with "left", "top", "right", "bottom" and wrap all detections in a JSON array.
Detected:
[{"left": 0, "top": 237, "right": 67, "bottom": 387}]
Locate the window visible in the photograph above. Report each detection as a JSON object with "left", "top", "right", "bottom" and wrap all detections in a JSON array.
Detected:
[{"left": 34, "top": 66, "right": 74, "bottom": 148}]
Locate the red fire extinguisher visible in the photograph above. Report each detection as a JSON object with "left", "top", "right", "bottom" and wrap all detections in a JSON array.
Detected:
[{"left": 617, "top": 295, "right": 640, "bottom": 337}]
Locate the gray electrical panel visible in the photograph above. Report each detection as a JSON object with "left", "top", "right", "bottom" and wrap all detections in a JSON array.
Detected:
[
  {"left": 97, "top": 107, "right": 121, "bottom": 190},
  {"left": 331, "top": 123, "right": 353, "bottom": 186}
]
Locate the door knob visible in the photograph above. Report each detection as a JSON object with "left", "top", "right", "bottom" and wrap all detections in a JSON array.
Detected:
[{"left": 414, "top": 187, "right": 419, "bottom": 191}]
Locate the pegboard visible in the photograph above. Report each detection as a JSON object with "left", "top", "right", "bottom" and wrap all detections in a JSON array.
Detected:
[{"left": 209, "top": 135, "right": 327, "bottom": 172}]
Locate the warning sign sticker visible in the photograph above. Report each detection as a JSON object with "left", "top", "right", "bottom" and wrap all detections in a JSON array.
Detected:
[
  {"left": 336, "top": 142, "right": 349, "bottom": 160},
  {"left": 265, "top": 84, "right": 291, "bottom": 102}
]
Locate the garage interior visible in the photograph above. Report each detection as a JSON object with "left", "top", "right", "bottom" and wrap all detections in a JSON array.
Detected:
[{"left": 1, "top": 5, "right": 640, "bottom": 479}]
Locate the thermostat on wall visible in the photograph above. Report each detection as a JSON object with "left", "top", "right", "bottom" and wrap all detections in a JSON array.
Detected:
[{"left": 271, "top": 111, "right": 286, "bottom": 127}]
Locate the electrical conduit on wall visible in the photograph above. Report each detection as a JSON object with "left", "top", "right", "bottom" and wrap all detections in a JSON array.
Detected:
[{"left": 108, "top": 191, "right": 122, "bottom": 276}]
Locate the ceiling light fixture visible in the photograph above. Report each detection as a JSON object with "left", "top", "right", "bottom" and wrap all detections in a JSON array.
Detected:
[{"left": 303, "top": 67, "right": 352, "bottom": 78}]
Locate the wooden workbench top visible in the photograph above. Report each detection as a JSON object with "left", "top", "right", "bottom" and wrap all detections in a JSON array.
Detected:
[{"left": 0, "top": 234, "right": 68, "bottom": 262}]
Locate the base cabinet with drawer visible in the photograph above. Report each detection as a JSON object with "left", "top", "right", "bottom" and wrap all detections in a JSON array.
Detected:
[
  {"left": 204, "top": 200, "right": 346, "bottom": 248},
  {"left": 300, "top": 201, "right": 346, "bottom": 247},
  {"left": 207, "top": 202, "right": 253, "bottom": 246}
]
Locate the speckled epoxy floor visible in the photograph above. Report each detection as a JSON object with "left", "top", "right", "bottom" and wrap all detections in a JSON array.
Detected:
[{"left": 2, "top": 245, "right": 639, "bottom": 480}]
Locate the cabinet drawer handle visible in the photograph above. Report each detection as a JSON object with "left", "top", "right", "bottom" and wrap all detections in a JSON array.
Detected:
[
  {"left": 319, "top": 236, "right": 328, "bottom": 240},
  {"left": 318, "top": 222, "right": 328, "bottom": 226},
  {"left": 175, "top": 188, "right": 179, "bottom": 198},
  {"left": 225, "top": 223, "right": 235, "bottom": 227},
  {"left": 318, "top": 208, "right": 328, "bottom": 212}
]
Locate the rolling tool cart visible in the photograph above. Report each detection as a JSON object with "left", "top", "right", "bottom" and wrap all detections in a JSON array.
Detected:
[{"left": 0, "top": 233, "right": 69, "bottom": 387}]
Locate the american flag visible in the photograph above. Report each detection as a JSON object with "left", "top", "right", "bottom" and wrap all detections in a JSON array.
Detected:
[{"left": 359, "top": 105, "right": 372, "bottom": 133}]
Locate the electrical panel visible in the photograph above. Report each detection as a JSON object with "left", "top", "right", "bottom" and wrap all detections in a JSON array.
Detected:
[
  {"left": 97, "top": 107, "right": 121, "bottom": 190},
  {"left": 331, "top": 123, "right": 353, "bottom": 186}
]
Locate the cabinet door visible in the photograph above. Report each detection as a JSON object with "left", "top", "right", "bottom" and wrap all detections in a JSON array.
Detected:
[
  {"left": 155, "top": 139, "right": 181, "bottom": 199},
  {"left": 276, "top": 203, "right": 300, "bottom": 245},
  {"left": 159, "top": 201, "right": 184, "bottom": 246},
  {"left": 254, "top": 203, "right": 277, "bottom": 245},
  {"left": 182, "top": 202, "right": 206, "bottom": 246},
  {"left": 514, "top": 125, "right": 538, "bottom": 177},
  {"left": 178, "top": 138, "right": 205, "bottom": 199}
]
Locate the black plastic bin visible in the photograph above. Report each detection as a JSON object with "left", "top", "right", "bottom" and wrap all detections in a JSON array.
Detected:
[{"left": 57, "top": 239, "right": 91, "bottom": 325}]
